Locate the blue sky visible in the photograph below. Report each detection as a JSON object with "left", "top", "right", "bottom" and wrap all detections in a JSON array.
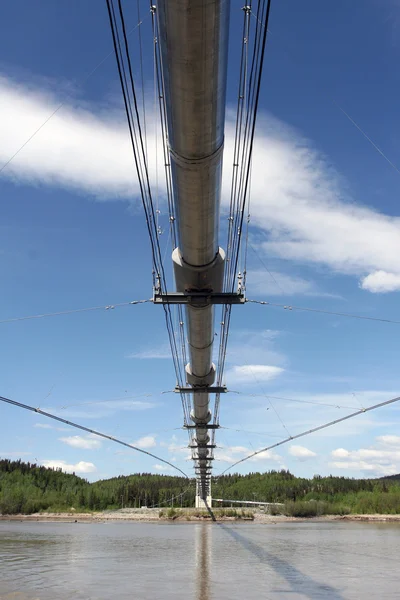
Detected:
[{"left": 2, "top": 0, "right": 400, "bottom": 483}]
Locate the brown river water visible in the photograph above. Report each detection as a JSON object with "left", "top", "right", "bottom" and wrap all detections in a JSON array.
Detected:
[{"left": 1, "top": 520, "right": 399, "bottom": 599}]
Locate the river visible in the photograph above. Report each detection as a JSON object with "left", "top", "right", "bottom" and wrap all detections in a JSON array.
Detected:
[{"left": 1, "top": 520, "right": 399, "bottom": 599}]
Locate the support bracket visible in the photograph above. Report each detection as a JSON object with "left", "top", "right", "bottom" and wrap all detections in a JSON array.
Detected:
[
  {"left": 153, "top": 292, "right": 245, "bottom": 305},
  {"left": 184, "top": 424, "right": 220, "bottom": 430},
  {"left": 175, "top": 386, "right": 227, "bottom": 394},
  {"left": 189, "top": 444, "right": 216, "bottom": 449}
]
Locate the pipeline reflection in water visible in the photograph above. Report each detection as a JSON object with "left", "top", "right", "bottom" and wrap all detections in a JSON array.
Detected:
[{"left": 195, "top": 523, "right": 211, "bottom": 600}]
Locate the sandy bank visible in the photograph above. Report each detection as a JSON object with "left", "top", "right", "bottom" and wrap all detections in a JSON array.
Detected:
[{"left": 2, "top": 510, "right": 400, "bottom": 523}]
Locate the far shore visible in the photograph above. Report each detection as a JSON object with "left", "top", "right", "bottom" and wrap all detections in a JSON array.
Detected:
[{"left": 2, "top": 509, "right": 400, "bottom": 524}]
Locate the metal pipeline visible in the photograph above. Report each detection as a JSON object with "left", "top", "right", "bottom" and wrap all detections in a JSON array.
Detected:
[{"left": 157, "top": 0, "right": 230, "bottom": 488}]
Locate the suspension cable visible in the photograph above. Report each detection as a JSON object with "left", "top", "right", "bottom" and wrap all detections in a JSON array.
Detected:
[
  {"left": 213, "top": 1, "right": 273, "bottom": 445},
  {"left": 0, "top": 394, "right": 189, "bottom": 478},
  {"left": 247, "top": 299, "right": 400, "bottom": 325},
  {"left": 218, "top": 393, "right": 400, "bottom": 475},
  {"left": 0, "top": 299, "right": 150, "bottom": 325}
]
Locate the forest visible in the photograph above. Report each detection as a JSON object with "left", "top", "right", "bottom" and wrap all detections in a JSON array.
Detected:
[{"left": 1, "top": 458, "right": 400, "bottom": 515}]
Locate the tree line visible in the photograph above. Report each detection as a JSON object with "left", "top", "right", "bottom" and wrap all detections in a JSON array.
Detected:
[{"left": 1, "top": 459, "right": 400, "bottom": 515}]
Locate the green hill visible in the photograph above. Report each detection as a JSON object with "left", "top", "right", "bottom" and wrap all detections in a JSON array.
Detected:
[{"left": 1, "top": 459, "right": 400, "bottom": 515}]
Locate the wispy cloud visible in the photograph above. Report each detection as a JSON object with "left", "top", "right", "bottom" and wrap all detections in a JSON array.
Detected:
[
  {"left": 215, "top": 444, "right": 283, "bottom": 465},
  {"left": 34, "top": 423, "right": 70, "bottom": 432},
  {"left": 59, "top": 435, "right": 101, "bottom": 450},
  {"left": 0, "top": 75, "right": 139, "bottom": 198},
  {"left": 223, "top": 329, "right": 286, "bottom": 370},
  {"left": 44, "top": 399, "right": 158, "bottom": 419},
  {"left": 133, "top": 435, "right": 156, "bottom": 449},
  {"left": 41, "top": 459, "right": 97, "bottom": 474},
  {"left": 2, "top": 75, "right": 400, "bottom": 293},
  {"left": 127, "top": 346, "right": 171, "bottom": 360},
  {"left": 288, "top": 445, "right": 317, "bottom": 461},
  {"left": 0, "top": 451, "right": 32, "bottom": 457},
  {"left": 246, "top": 269, "right": 337, "bottom": 298},
  {"left": 153, "top": 464, "right": 173, "bottom": 472},
  {"left": 225, "top": 364, "right": 284, "bottom": 384},
  {"left": 222, "top": 116, "right": 400, "bottom": 294}
]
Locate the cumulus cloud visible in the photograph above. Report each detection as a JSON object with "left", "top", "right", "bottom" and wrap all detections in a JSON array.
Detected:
[
  {"left": 330, "top": 436, "right": 400, "bottom": 476},
  {"left": 288, "top": 445, "right": 317, "bottom": 460},
  {"left": 331, "top": 448, "right": 350, "bottom": 458},
  {"left": 225, "top": 364, "right": 284, "bottom": 383},
  {"left": 215, "top": 444, "right": 283, "bottom": 465},
  {"left": 2, "top": 75, "right": 400, "bottom": 293},
  {"left": 59, "top": 435, "right": 101, "bottom": 450},
  {"left": 133, "top": 435, "right": 156, "bottom": 449},
  {"left": 360, "top": 271, "right": 400, "bottom": 293},
  {"left": 41, "top": 460, "right": 96, "bottom": 474},
  {"left": 377, "top": 435, "right": 400, "bottom": 445}
]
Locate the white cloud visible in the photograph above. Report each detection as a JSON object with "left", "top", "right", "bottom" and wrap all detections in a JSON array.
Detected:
[
  {"left": 41, "top": 460, "right": 97, "bottom": 474},
  {"left": 329, "top": 435, "right": 400, "bottom": 476},
  {"left": 377, "top": 435, "right": 400, "bottom": 445},
  {"left": 167, "top": 440, "right": 191, "bottom": 461},
  {"left": 0, "top": 76, "right": 139, "bottom": 198},
  {"left": 360, "top": 270, "right": 400, "bottom": 293},
  {"left": 133, "top": 435, "right": 156, "bottom": 449},
  {"left": 2, "top": 76, "right": 400, "bottom": 293},
  {"left": 127, "top": 347, "right": 171, "bottom": 359},
  {"left": 153, "top": 464, "right": 172, "bottom": 472},
  {"left": 34, "top": 423, "right": 69, "bottom": 431},
  {"left": 225, "top": 364, "right": 284, "bottom": 383},
  {"left": 59, "top": 435, "right": 101, "bottom": 450},
  {"left": 223, "top": 329, "right": 286, "bottom": 370},
  {"left": 288, "top": 445, "right": 317, "bottom": 460},
  {"left": 215, "top": 444, "right": 283, "bottom": 465},
  {"left": 331, "top": 448, "right": 350, "bottom": 458},
  {"left": 45, "top": 399, "right": 158, "bottom": 420},
  {"left": 330, "top": 460, "right": 398, "bottom": 477},
  {"left": 233, "top": 117, "right": 400, "bottom": 292},
  {"left": 0, "top": 451, "right": 32, "bottom": 457},
  {"left": 246, "top": 269, "right": 333, "bottom": 297}
]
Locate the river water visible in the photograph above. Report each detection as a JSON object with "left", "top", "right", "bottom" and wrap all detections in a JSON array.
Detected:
[{"left": 1, "top": 520, "right": 399, "bottom": 599}]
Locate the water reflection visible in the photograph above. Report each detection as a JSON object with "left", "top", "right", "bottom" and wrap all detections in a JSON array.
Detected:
[{"left": 195, "top": 523, "right": 211, "bottom": 600}]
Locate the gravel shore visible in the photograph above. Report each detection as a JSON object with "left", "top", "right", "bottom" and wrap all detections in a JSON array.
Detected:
[{"left": 2, "top": 509, "right": 400, "bottom": 523}]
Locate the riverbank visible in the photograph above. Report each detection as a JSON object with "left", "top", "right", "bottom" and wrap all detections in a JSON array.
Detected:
[{"left": 2, "top": 508, "right": 400, "bottom": 523}]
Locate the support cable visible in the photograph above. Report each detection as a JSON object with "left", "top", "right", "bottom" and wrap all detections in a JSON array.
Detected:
[
  {"left": 150, "top": 4, "right": 192, "bottom": 432},
  {"left": 0, "top": 394, "right": 189, "bottom": 478},
  {"left": 213, "top": 1, "right": 273, "bottom": 452},
  {"left": 149, "top": 483, "right": 195, "bottom": 508},
  {"left": 107, "top": 1, "right": 189, "bottom": 432},
  {"left": 0, "top": 18, "right": 148, "bottom": 177},
  {"left": 231, "top": 392, "right": 360, "bottom": 411},
  {"left": 244, "top": 362, "right": 292, "bottom": 437},
  {"left": 247, "top": 299, "right": 400, "bottom": 325},
  {"left": 0, "top": 299, "right": 150, "bottom": 325},
  {"left": 249, "top": 243, "right": 286, "bottom": 295},
  {"left": 218, "top": 394, "right": 400, "bottom": 475}
]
